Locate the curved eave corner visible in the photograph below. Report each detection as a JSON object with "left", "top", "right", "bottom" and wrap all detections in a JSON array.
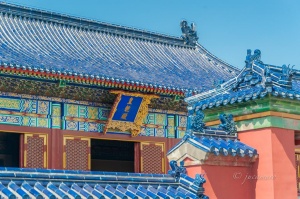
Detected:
[{"left": 184, "top": 49, "right": 300, "bottom": 110}]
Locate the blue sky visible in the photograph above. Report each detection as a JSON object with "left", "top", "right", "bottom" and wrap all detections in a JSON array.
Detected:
[{"left": 2, "top": 0, "right": 300, "bottom": 69}]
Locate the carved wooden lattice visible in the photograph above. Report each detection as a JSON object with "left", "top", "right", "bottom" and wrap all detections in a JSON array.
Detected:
[
  {"left": 296, "top": 154, "right": 300, "bottom": 193},
  {"left": 24, "top": 134, "right": 46, "bottom": 168},
  {"left": 64, "top": 137, "right": 90, "bottom": 170},
  {"left": 140, "top": 142, "right": 164, "bottom": 174}
]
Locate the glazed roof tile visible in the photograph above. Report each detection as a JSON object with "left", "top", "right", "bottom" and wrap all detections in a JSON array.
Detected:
[
  {"left": 0, "top": 2, "right": 239, "bottom": 93},
  {"left": 168, "top": 107, "right": 257, "bottom": 158},
  {"left": 185, "top": 49, "right": 300, "bottom": 108},
  {"left": 0, "top": 166, "right": 208, "bottom": 199},
  {"left": 168, "top": 132, "right": 257, "bottom": 158}
]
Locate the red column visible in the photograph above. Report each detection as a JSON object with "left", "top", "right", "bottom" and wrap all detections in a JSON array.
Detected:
[
  {"left": 239, "top": 128, "right": 297, "bottom": 199},
  {"left": 134, "top": 142, "right": 140, "bottom": 173},
  {"left": 49, "top": 129, "right": 63, "bottom": 169},
  {"left": 19, "top": 134, "right": 24, "bottom": 168}
]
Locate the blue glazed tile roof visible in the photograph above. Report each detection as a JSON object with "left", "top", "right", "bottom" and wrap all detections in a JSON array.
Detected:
[
  {"left": 168, "top": 133, "right": 257, "bottom": 158},
  {"left": 0, "top": 2, "right": 239, "bottom": 92},
  {"left": 0, "top": 167, "right": 208, "bottom": 199},
  {"left": 168, "top": 107, "right": 257, "bottom": 158},
  {"left": 185, "top": 49, "right": 300, "bottom": 108}
]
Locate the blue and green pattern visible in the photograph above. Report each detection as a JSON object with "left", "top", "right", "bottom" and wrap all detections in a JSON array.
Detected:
[
  {"left": 0, "top": 96, "right": 188, "bottom": 136},
  {"left": 0, "top": 97, "right": 52, "bottom": 128},
  {"left": 176, "top": 115, "right": 187, "bottom": 138},
  {"left": 139, "top": 112, "right": 187, "bottom": 138},
  {"left": 0, "top": 97, "right": 51, "bottom": 115},
  {"left": 63, "top": 104, "right": 110, "bottom": 120},
  {"left": 167, "top": 115, "right": 175, "bottom": 138},
  {"left": 0, "top": 115, "right": 51, "bottom": 128},
  {"left": 62, "top": 103, "right": 110, "bottom": 133},
  {"left": 140, "top": 127, "right": 155, "bottom": 136},
  {"left": 51, "top": 103, "right": 61, "bottom": 129},
  {"left": 0, "top": 114, "right": 22, "bottom": 125},
  {"left": 63, "top": 120, "right": 105, "bottom": 132}
]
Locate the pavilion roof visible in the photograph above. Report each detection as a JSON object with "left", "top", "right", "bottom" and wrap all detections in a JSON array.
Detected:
[
  {"left": 167, "top": 110, "right": 258, "bottom": 167},
  {"left": 0, "top": 2, "right": 239, "bottom": 97},
  {"left": 185, "top": 49, "right": 300, "bottom": 109}
]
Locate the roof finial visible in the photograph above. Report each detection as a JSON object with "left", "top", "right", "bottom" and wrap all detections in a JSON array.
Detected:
[
  {"left": 218, "top": 113, "right": 237, "bottom": 135},
  {"left": 245, "top": 49, "right": 262, "bottom": 68},
  {"left": 180, "top": 20, "right": 198, "bottom": 46},
  {"left": 168, "top": 160, "right": 187, "bottom": 180}
]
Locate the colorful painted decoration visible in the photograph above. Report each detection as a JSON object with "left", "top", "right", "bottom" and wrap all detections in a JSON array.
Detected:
[{"left": 104, "top": 91, "right": 158, "bottom": 136}]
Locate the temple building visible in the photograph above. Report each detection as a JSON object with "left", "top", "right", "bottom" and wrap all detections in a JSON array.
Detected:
[{"left": 0, "top": 2, "right": 298, "bottom": 199}]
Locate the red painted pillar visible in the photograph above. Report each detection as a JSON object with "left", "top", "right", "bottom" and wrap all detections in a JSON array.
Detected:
[
  {"left": 239, "top": 128, "right": 297, "bottom": 199},
  {"left": 49, "top": 129, "right": 63, "bottom": 169},
  {"left": 19, "top": 134, "right": 24, "bottom": 168},
  {"left": 134, "top": 142, "right": 140, "bottom": 173}
]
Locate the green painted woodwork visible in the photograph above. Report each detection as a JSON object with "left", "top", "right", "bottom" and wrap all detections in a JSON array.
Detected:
[
  {"left": 203, "top": 96, "right": 300, "bottom": 122},
  {"left": 236, "top": 116, "right": 300, "bottom": 131},
  {"left": 203, "top": 96, "right": 300, "bottom": 131}
]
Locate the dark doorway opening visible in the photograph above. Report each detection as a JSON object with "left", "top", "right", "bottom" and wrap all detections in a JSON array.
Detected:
[
  {"left": 0, "top": 132, "right": 20, "bottom": 167},
  {"left": 91, "top": 139, "right": 134, "bottom": 172}
]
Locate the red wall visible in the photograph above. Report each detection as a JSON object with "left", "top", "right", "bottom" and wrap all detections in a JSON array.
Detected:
[
  {"left": 186, "top": 165, "right": 254, "bottom": 199},
  {"left": 185, "top": 127, "right": 297, "bottom": 199},
  {"left": 239, "top": 128, "right": 297, "bottom": 199}
]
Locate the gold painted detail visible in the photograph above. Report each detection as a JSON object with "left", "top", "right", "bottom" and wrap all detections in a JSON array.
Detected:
[
  {"left": 0, "top": 90, "right": 110, "bottom": 107},
  {"left": 67, "top": 104, "right": 78, "bottom": 117},
  {"left": 37, "top": 118, "right": 48, "bottom": 128},
  {"left": 23, "top": 117, "right": 30, "bottom": 126},
  {"left": 37, "top": 101, "right": 50, "bottom": 114},
  {"left": 64, "top": 116, "right": 106, "bottom": 123},
  {"left": 52, "top": 106, "right": 61, "bottom": 117},
  {"left": 105, "top": 91, "right": 158, "bottom": 137},
  {"left": 0, "top": 110, "right": 48, "bottom": 118},
  {"left": 52, "top": 117, "right": 61, "bottom": 127},
  {"left": 148, "top": 108, "right": 187, "bottom": 115},
  {"left": 88, "top": 107, "right": 98, "bottom": 119},
  {"left": 0, "top": 98, "right": 19, "bottom": 109},
  {"left": 22, "top": 100, "right": 31, "bottom": 111},
  {"left": 156, "top": 114, "right": 166, "bottom": 125},
  {"left": 142, "top": 124, "right": 165, "bottom": 129}
]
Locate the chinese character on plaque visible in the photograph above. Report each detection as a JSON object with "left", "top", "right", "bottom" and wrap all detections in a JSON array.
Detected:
[{"left": 104, "top": 91, "right": 158, "bottom": 136}]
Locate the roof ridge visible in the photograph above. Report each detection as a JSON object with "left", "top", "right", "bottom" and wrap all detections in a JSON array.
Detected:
[
  {"left": 0, "top": 2, "right": 239, "bottom": 93},
  {"left": 0, "top": 2, "right": 193, "bottom": 48},
  {"left": 185, "top": 49, "right": 300, "bottom": 108},
  {"left": 196, "top": 43, "right": 240, "bottom": 72},
  {"left": 0, "top": 167, "right": 172, "bottom": 177}
]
